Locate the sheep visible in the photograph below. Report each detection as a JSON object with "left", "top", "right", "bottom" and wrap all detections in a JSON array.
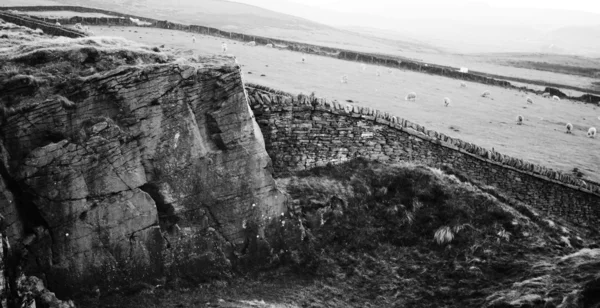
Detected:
[
  {"left": 553, "top": 95, "right": 560, "bottom": 101},
  {"left": 542, "top": 92, "right": 550, "bottom": 98},
  {"left": 405, "top": 92, "right": 417, "bottom": 101},
  {"left": 481, "top": 90, "right": 491, "bottom": 98},
  {"left": 588, "top": 127, "right": 597, "bottom": 138},
  {"left": 444, "top": 97, "right": 451, "bottom": 107},
  {"left": 221, "top": 42, "right": 228, "bottom": 53},
  {"left": 340, "top": 75, "right": 348, "bottom": 84},
  {"left": 566, "top": 123, "right": 573, "bottom": 134},
  {"left": 265, "top": 43, "right": 273, "bottom": 48},
  {"left": 526, "top": 97, "right": 534, "bottom": 104},
  {"left": 516, "top": 115, "right": 524, "bottom": 125},
  {"left": 460, "top": 82, "right": 467, "bottom": 88},
  {"left": 55, "top": 21, "right": 61, "bottom": 26},
  {"left": 129, "top": 17, "right": 151, "bottom": 26},
  {"left": 245, "top": 41, "right": 256, "bottom": 46}
]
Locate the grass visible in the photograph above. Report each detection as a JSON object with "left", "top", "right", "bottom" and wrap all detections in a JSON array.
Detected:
[
  {"left": 505, "top": 60, "right": 600, "bottom": 78},
  {"left": 91, "top": 25, "right": 600, "bottom": 183}
]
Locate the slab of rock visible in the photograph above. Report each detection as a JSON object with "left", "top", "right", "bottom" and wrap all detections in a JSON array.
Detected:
[{"left": 0, "top": 56, "right": 285, "bottom": 296}]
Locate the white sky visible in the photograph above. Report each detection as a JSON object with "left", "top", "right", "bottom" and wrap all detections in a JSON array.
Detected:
[
  {"left": 230, "top": 0, "right": 600, "bottom": 29},
  {"left": 280, "top": 0, "right": 600, "bottom": 14}
]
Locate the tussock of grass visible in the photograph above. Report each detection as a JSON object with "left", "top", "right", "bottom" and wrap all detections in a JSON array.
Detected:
[
  {"left": 271, "top": 159, "right": 596, "bottom": 307},
  {"left": 0, "top": 36, "right": 172, "bottom": 67}
]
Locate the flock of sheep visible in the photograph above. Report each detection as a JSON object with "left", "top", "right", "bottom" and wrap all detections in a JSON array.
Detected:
[
  {"left": 515, "top": 93, "right": 596, "bottom": 138},
  {"left": 341, "top": 63, "right": 597, "bottom": 139}
]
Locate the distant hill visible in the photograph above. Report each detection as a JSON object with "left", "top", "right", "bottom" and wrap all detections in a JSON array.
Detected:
[{"left": 12, "top": 0, "right": 441, "bottom": 54}]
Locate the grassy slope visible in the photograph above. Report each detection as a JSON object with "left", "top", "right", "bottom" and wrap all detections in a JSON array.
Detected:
[
  {"left": 79, "top": 160, "right": 599, "bottom": 308},
  {"left": 92, "top": 26, "right": 600, "bottom": 183},
  {"left": 12, "top": 0, "right": 439, "bottom": 55}
]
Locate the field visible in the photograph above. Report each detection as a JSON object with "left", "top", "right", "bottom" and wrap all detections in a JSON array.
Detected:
[
  {"left": 90, "top": 25, "right": 600, "bottom": 183},
  {"left": 4, "top": 2, "right": 600, "bottom": 90},
  {"left": 23, "top": 10, "right": 115, "bottom": 18}
]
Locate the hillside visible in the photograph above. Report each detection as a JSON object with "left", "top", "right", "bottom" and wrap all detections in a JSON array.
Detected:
[
  {"left": 2, "top": 0, "right": 441, "bottom": 54},
  {"left": 83, "top": 160, "right": 600, "bottom": 308},
  {"left": 1, "top": 15, "right": 599, "bottom": 308}
]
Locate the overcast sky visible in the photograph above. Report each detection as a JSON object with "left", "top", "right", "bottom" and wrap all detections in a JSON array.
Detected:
[
  {"left": 230, "top": 0, "right": 600, "bottom": 29},
  {"left": 277, "top": 0, "right": 600, "bottom": 13}
]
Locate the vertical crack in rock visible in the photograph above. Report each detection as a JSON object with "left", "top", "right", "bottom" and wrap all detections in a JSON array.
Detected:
[
  {"left": 139, "top": 183, "right": 179, "bottom": 231},
  {"left": 0, "top": 162, "right": 50, "bottom": 238},
  {"left": 205, "top": 113, "right": 227, "bottom": 151}
]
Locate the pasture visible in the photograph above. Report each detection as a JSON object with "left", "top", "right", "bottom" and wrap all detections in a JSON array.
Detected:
[
  {"left": 91, "top": 25, "right": 600, "bottom": 182},
  {"left": 22, "top": 10, "right": 115, "bottom": 18}
]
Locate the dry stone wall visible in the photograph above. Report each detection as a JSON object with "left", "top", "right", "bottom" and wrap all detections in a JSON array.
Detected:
[
  {"left": 245, "top": 84, "right": 600, "bottom": 227},
  {"left": 2, "top": 6, "right": 600, "bottom": 103}
]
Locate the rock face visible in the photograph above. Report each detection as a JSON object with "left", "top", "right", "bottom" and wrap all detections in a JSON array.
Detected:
[{"left": 0, "top": 56, "right": 285, "bottom": 295}]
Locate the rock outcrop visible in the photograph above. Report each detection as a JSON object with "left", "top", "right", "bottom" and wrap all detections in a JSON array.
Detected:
[{"left": 0, "top": 30, "right": 285, "bottom": 297}]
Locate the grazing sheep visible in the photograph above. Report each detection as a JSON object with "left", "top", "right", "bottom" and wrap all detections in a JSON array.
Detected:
[
  {"left": 129, "top": 17, "right": 151, "bottom": 26},
  {"left": 265, "top": 43, "right": 273, "bottom": 48},
  {"left": 516, "top": 115, "right": 524, "bottom": 125},
  {"left": 444, "top": 97, "right": 451, "bottom": 107},
  {"left": 221, "top": 42, "right": 228, "bottom": 53},
  {"left": 55, "top": 21, "right": 61, "bottom": 26},
  {"left": 526, "top": 97, "right": 534, "bottom": 104},
  {"left": 588, "top": 127, "right": 597, "bottom": 138},
  {"left": 340, "top": 75, "right": 348, "bottom": 84},
  {"left": 246, "top": 41, "right": 256, "bottom": 46},
  {"left": 460, "top": 82, "right": 467, "bottom": 88},
  {"left": 552, "top": 95, "right": 560, "bottom": 101},
  {"left": 405, "top": 92, "right": 417, "bottom": 101},
  {"left": 566, "top": 123, "right": 573, "bottom": 134},
  {"left": 542, "top": 92, "right": 550, "bottom": 98},
  {"left": 481, "top": 90, "right": 491, "bottom": 98}
]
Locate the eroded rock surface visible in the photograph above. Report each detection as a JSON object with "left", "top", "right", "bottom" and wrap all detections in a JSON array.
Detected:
[{"left": 0, "top": 35, "right": 285, "bottom": 296}]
